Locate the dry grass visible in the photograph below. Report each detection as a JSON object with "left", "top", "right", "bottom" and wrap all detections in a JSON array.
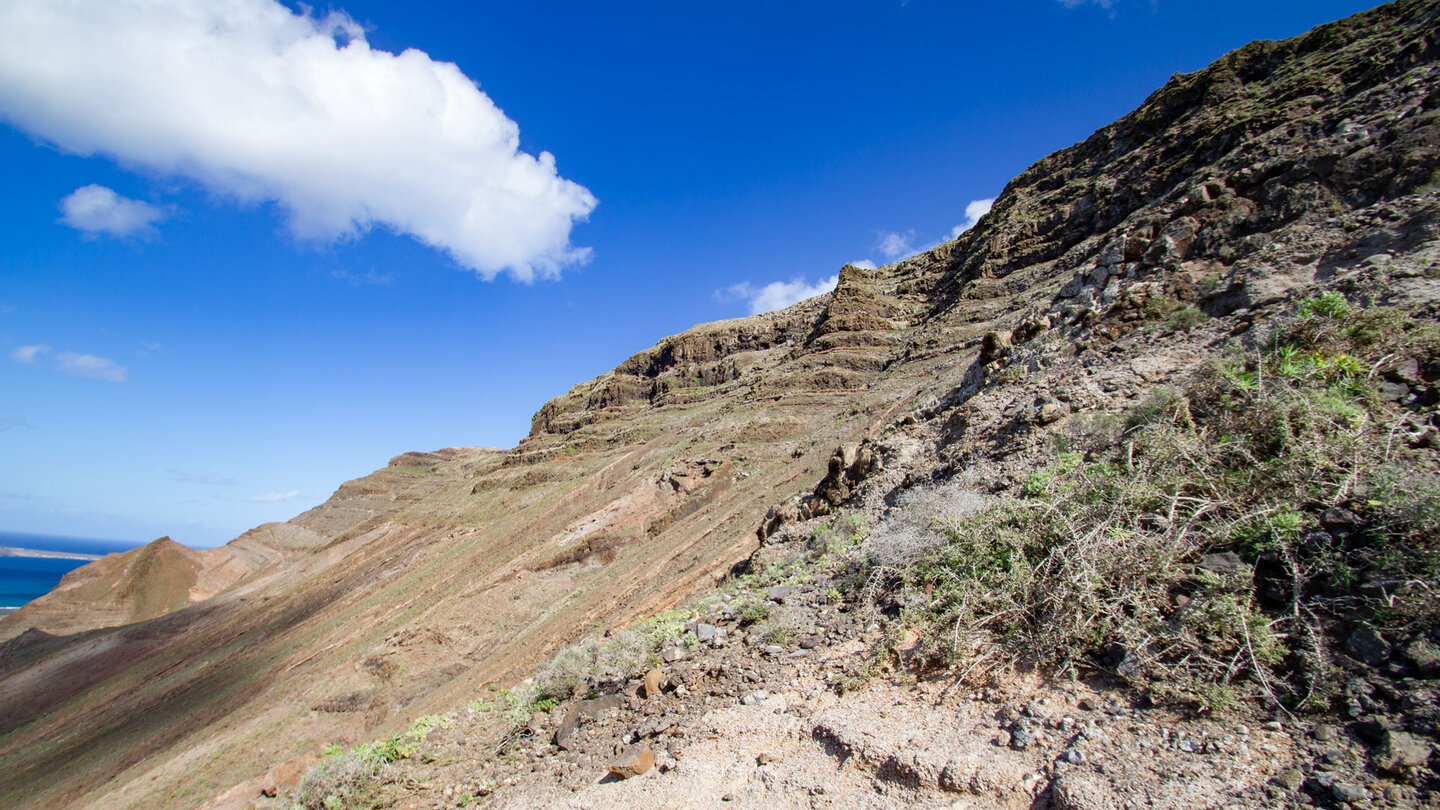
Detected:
[
  {"left": 885, "top": 298, "right": 1440, "bottom": 712},
  {"left": 294, "top": 753, "right": 391, "bottom": 810}
]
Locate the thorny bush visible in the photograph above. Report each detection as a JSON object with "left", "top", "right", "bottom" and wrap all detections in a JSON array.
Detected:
[{"left": 891, "top": 297, "right": 1439, "bottom": 712}]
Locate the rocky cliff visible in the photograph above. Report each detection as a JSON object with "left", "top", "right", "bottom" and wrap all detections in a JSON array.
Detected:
[{"left": 1, "top": 1, "right": 1437, "bottom": 808}]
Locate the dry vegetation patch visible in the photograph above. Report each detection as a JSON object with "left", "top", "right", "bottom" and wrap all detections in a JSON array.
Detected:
[{"left": 884, "top": 296, "right": 1439, "bottom": 712}]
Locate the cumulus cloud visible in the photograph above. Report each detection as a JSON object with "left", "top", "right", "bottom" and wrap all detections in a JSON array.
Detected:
[
  {"left": 1058, "top": 0, "right": 1117, "bottom": 7},
  {"left": 9, "top": 344, "right": 50, "bottom": 364},
  {"left": 949, "top": 197, "right": 995, "bottom": 238},
  {"left": 849, "top": 260, "right": 877, "bottom": 270},
  {"left": 246, "top": 490, "right": 300, "bottom": 503},
  {"left": 722, "top": 275, "right": 839, "bottom": 315},
  {"left": 862, "top": 198, "right": 997, "bottom": 266},
  {"left": 59, "top": 185, "right": 165, "bottom": 238},
  {"left": 55, "top": 352, "right": 128, "bottom": 382},
  {"left": 875, "top": 230, "right": 917, "bottom": 260},
  {"left": 0, "top": 0, "right": 596, "bottom": 281}
]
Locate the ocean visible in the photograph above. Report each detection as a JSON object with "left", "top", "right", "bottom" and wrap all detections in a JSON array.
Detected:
[{"left": 0, "top": 530, "right": 142, "bottom": 611}]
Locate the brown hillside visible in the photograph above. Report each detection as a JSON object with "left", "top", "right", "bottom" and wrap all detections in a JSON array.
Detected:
[{"left": 0, "top": 1, "right": 1437, "bottom": 807}]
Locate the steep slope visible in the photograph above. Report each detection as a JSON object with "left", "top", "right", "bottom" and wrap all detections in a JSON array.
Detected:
[
  {"left": 0, "top": 1, "right": 1437, "bottom": 808},
  {"left": 2, "top": 524, "right": 329, "bottom": 637}
]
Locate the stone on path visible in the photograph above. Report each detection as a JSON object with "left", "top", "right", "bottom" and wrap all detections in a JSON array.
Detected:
[
  {"left": 608, "top": 745, "right": 656, "bottom": 779},
  {"left": 643, "top": 668, "right": 665, "bottom": 699}
]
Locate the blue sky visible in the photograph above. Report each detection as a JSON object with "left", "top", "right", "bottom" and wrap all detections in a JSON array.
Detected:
[{"left": 0, "top": 0, "right": 1382, "bottom": 548}]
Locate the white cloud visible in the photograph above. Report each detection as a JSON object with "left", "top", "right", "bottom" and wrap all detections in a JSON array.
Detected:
[
  {"left": 0, "top": 416, "right": 31, "bottom": 432},
  {"left": 849, "top": 260, "right": 877, "bottom": 270},
  {"left": 949, "top": 197, "right": 995, "bottom": 238},
  {"left": 876, "top": 230, "right": 917, "bottom": 260},
  {"left": 0, "top": 0, "right": 596, "bottom": 282},
  {"left": 722, "top": 275, "right": 839, "bottom": 315},
  {"left": 59, "top": 184, "right": 165, "bottom": 238},
  {"left": 862, "top": 197, "right": 997, "bottom": 266},
  {"left": 9, "top": 344, "right": 50, "bottom": 364},
  {"left": 1058, "top": 0, "right": 1117, "bottom": 7},
  {"left": 55, "top": 352, "right": 128, "bottom": 382},
  {"left": 246, "top": 490, "right": 299, "bottom": 503}
]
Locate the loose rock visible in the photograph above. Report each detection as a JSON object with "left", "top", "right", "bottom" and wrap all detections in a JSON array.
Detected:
[{"left": 608, "top": 745, "right": 655, "bottom": 779}]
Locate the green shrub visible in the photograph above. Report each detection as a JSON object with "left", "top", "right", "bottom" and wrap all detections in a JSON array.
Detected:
[
  {"left": 737, "top": 595, "right": 771, "bottom": 625},
  {"left": 1299, "top": 290, "right": 1351, "bottom": 319},
  {"left": 1020, "top": 452, "right": 1082, "bottom": 497}
]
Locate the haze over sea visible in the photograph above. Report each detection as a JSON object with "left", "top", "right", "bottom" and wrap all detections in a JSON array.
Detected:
[{"left": 0, "top": 530, "right": 141, "bottom": 610}]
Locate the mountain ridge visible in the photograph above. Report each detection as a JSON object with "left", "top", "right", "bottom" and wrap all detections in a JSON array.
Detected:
[{"left": 0, "top": 1, "right": 1437, "bottom": 806}]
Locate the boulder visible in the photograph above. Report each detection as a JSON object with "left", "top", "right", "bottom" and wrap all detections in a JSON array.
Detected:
[
  {"left": 979, "top": 330, "right": 1013, "bottom": 365},
  {"left": 1374, "top": 730, "right": 1433, "bottom": 775},
  {"left": 1051, "top": 774, "right": 1123, "bottom": 810},
  {"left": 608, "top": 745, "right": 655, "bottom": 779},
  {"left": 1404, "top": 638, "right": 1440, "bottom": 677},
  {"left": 1346, "top": 624, "right": 1393, "bottom": 666},
  {"left": 643, "top": 668, "right": 665, "bottom": 699},
  {"left": 1199, "top": 551, "right": 1243, "bottom": 574},
  {"left": 1321, "top": 506, "right": 1363, "bottom": 529}
]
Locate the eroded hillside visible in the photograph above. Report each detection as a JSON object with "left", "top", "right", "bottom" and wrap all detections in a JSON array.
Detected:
[{"left": 1, "top": 1, "right": 1438, "bottom": 808}]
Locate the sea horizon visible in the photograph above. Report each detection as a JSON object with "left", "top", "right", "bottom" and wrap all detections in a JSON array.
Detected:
[{"left": 0, "top": 530, "right": 144, "bottom": 610}]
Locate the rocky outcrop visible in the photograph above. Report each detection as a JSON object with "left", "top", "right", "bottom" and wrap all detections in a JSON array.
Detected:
[
  {"left": 758, "top": 443, "right": 881, "bottom": 540},
  {"left": 932, "top": 0, "right": 1440, "bottom": 318},
  {"left": 529, "top": 302, "right": 827, "bottom": 437}
]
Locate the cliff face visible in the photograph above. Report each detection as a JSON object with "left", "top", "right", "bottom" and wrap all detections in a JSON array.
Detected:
[{"left": 0, "top": 2, "right": 1437, "bottom": 808}]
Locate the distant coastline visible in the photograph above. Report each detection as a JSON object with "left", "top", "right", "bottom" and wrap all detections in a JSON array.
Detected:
[
  {"left": 0, "top": 529, "right": 139, "bottom": 557},
  {"left": 0, "top": 546, "right": 103, "bottom": 562},
  {"left": 1, "top": 530, "right": 138, "bottom": 612}
]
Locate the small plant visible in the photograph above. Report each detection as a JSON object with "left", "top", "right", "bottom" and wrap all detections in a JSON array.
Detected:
[
  {"left": 295, "top": 752, "right": 390, "bottom": 810},
  {"left": 759, "top": 605, "right": 805, "bottom": 646},
  {"left": 1232, "top": 509, "right": 1306, "bottom": 557},
  {"left": 1165, "top": 306, "right": 1208, "bottom": 331},
  {"left": 1020, "top": 452, "right": 1082, "bottom": 497},
  {"left": 1056, "top": 411, "right": 1123, "bottom": 456},
  {"left": 1299, "top": 290, "right": 1351, "bottom": 319},
  {"left": 738, "top": 596, "right": 771, "bottom": 625},
  {"left": 1125, "top": 386, "right": 1189, "bottom": 429},
  {"left": 1418, "top": 168, "right": 1440, "bottom": 194}
]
